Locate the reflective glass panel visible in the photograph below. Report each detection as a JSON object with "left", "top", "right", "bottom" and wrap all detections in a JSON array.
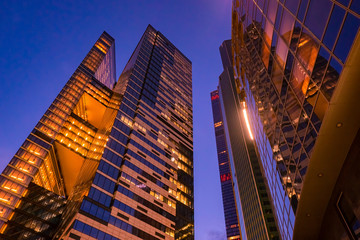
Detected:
[
  {"left": 289, "top": 59, "right": 310, "bottom": 101},
  {"left": 272, "top": 62, "right": 284, "bottom": 94},
  {"left": 280, "top": 10, "right": 295, "bottom": 45},
  {"left": 267, "top": 0, "right": 278, "bottom": 24},
  {"left": 323, "top": 5, "right": 345, "bottom": 50},
  {"left": 313, "top": 92, "right": 328, "bottom": 128},
  {"left": 311, "top": 47, "right": 330, "bottom": 87},
  {"left": 285, "top": 0, "right": 300, "bottom": 15},
  {"left": 336, "top": 0, "right": 350, "bottom": 7},
  {"left": 334, "top": 13, "right": 360, "bottom": 63},
  {"left": 305, "top": 0, "right": 332, "bottom": 39},
  {"left": 276, "top": 37, "right": 289, "bottom": 68},
  {"left": 350, "top": 0, "right": 360, "bottom": 15},
  {"left": 275, "top": 5, "right": 283, "bottom": 31},
  {"left": 296, "top": 29, "right": 319, "bottom": 74},
  {"left": 297, "top": 0, "right": 309, "bottom": 22},
  {"left": 321, "top": 57, "right": 342, "bottom": 101}
]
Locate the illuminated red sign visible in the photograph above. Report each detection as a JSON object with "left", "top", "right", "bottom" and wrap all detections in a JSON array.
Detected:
[
  {"left": 211, "top": 94, "right": 219, "bottom": 101},
  {"left": 220, "top": 173, "right": 231, "bottom": 182}
]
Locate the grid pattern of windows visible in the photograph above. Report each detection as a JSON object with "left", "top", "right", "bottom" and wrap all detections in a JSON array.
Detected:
[
  {"left": 0, "top": 27, "right": 192, "bottom": 240},
  {"left": 0, "top": 32, "right": 116, "bottom": 230},
  {"left": 64, "top": 25, "right": 193, "bottom": 240},
  {"left": 211, "top": 90, "right": 241, "bottom": 239},
  {"left": 232, "top": 0, "right": 359, "bottom": 239}
]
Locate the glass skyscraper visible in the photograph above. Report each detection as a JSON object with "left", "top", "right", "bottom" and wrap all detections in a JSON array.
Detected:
[
  {"left": 212, "top": 40, "right": 279, "bottom": 240},
  {"left": 0, "top": 25, "right": 193, "bottom": 240},
  {"left": 211, "top": 89, "right": 241, "bottom": 240},
  {"left": 213, "top": 0, "right": 360, "bottom": 239}
]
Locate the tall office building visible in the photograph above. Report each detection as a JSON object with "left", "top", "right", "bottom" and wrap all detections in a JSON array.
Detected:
[
  {"left": 211, "top": 40, "right": 280, "bottom": 240},
  {"left": 219, "top": 0, "right": 360, "bottom": 239},
  {"left": 211, "top": 89, "right": 241, "bottom": 240},
  {"left": 0, "top": 25, "right": 193, "bottom": 240}
]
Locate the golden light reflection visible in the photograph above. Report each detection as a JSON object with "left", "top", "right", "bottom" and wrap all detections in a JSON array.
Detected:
[{"left": 242, "top": 108, "right": 254, "bottom": 140}]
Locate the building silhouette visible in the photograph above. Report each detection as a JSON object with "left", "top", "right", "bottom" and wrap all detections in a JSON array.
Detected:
[
  {"left": 0, "top": 25, "right": 193, "bottom": 240},
  {"left": 213, "top": 0, "right": 360, "bottom": 239}
]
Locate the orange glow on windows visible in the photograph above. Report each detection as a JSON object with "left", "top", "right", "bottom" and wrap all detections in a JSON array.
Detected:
[
  {"left": 214, "top": 121, "right": 223, "bottom": 127},
  {"left": 242, "top": 108, "right": 254, "bottom": 140}
]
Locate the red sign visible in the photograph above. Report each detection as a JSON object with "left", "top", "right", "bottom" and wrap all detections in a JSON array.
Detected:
[
  {"left": 211, "top": 94, "right": 219, "bottom": 101},
  {"left": 220, "top": 173, "right": 231, "bottom": 182}
]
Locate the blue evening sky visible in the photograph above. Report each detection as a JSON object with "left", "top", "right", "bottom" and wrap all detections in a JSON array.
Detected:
[{"left": 0, "top": 1, "right": 231, "bottom": 239}]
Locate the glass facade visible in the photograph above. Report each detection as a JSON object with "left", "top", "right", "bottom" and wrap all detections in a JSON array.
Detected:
[
  {"left": 211, "top": 39, "right": 280, "bottom": 240},
  {"left": 0, "top": 25, "right": 193, "bottom": 240},
  {"left": 230, "top": 0, "right": 360, "bottom": 239},
  {"left": 0, "top": 182, "right": 67, "bottom": 240},
  {"left": 211, "top": 90, "right": 241, "bottom": 240}
]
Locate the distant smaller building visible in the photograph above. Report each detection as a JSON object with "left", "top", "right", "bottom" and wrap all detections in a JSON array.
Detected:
[
  {"left": 211, "top": 89, "right": 241, "bottom": 240},
  {"left": 211, "top": 40, "right": 279, "bottom": 240}
]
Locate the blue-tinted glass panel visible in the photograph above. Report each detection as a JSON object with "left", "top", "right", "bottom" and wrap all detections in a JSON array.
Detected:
[
  {"left": 323, "top": 5, "right": 345, "bottom": 50},
  {"left": 285, "top": 0, "right": 300, "bottom": 15},
  {"left": 272, "top": 31, "right": 278, "bottom": 47},
  {"left": 275, "top": 5, "right": 283, "bottom": 31},
  {"left": 305, "top": 0, "right": 332, "bottom": 39},
  {"left": 350, "top": 0, "right": 360, "bottom": 15},
  {"left": 334, "top": 13, "right": 360, "bottom": 63},
  {"left": 255, "top": 6, "right": 263, "bottom": 23},
  {"left": 336, "top": 0, "right": 350, "bottom": 7},
  {"left": 257, "top": 0, "right": 265, "bottom": 11},
  {"left": 297, "top": 0, "right": 309, "bottom": 22},
  {"left": 248, "top": 0, "right": 255, "bottom": 20},
  {"left": 319, "top": 46, "right": 330, "bottom": 61}
]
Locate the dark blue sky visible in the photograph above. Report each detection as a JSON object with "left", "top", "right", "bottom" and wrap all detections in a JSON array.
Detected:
[{"left": 0, "top": 1, "right": 231, "bottom": 239}]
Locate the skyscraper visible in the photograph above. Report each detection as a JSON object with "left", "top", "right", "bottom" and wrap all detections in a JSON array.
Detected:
[
  {"left": 212, "top": 40, "right": 279, "bottom": 240},
  {"left": 218, "top": 0, "right": 360, "bottom": 239},
  {"left": 211, "top": 89, "right": 241, "bottom": 240},
  {"left": 0, "top": 25, "right": 193, "bottom": 240}
]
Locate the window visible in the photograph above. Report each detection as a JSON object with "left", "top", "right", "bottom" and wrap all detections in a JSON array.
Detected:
[
  {"left": 337, "top": 193, "right": 360, "bottom": 239},
  {"left": 350, "top": 0, "right": 360, "bottom": 15},
  {"left": 297, "top": 0, "right": 309, "bottom": 22},
  {"left": 321, "top": 57, "right": 342, "bottom": 101},
  {"left": 267, "top": 0, "right": 278, "bottom": 24},
  {"left": 285, "top": 0, "right": 300, "bottom": 15},
  {"left": 280, "top": 9, "right": 295, "bottom": 45},
  {"left": 323, "top": 5, "right": 345, "bottom": 50},
  {"left": 305, "top": 0, "right": 332, "bottom": 39},
  {"left": 334, "top": 13, "right": 360, "bottom": 63}
]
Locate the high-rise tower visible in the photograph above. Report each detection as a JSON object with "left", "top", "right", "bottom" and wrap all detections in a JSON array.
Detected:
[
  {"left": 211, "top": 89, "right": 242, "bottom": 240},
  {"left": 225, "top": 0, "right": 360, "bottom": 239},
  {"left": 0, "top": 25, "right": 193, "bottom": 240},
  {"left": 212, "top": 40, "right": 279, "bottom": 240}
]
